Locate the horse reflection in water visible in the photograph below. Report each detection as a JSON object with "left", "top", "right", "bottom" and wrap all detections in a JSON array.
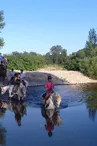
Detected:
[
  {"left": 0, "top": 99, "right": 27, "bottom": 126},
  {"left": 41, "top": 106, "right": 62, "bottom": 137},
  {"left": 42, "top": 89, "right": 62, "bottom": 137},
  {"left": 12, "top": 101, "right": 27, "bottom": 126}
]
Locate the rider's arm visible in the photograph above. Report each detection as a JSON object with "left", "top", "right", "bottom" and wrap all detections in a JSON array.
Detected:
[{"left": 45, "top": 82, "right": 49, "bottom": 91}]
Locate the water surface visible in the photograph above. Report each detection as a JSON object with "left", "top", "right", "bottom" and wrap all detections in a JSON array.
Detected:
[{"left": 0, "top": 84, "right": 97, "bottom": 146}]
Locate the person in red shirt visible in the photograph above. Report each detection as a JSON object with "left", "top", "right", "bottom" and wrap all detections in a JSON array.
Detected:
[
  {"left": 45, "top": 75, "right": 54, "bottom": 91},
  {"left": 43, "top": 75, "right": 54, "bottom": 104}
]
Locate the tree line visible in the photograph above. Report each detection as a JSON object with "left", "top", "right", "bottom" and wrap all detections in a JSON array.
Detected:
[{"left": 1, "top": 10, "right": 97, "bottom": 79}]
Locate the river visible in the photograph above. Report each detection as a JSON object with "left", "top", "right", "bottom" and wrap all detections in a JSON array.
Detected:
[{"left": 0, "top": 84, "right": 97, "bottom": 146}]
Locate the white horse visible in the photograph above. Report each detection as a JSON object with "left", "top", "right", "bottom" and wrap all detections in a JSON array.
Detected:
[
  {"left": 1, "top": 80, "right": 28, "bottom": 100},
  {"left": 42, "top": 92, "right": 61, "bottom": 110},
  {"left": 9, "top": 84, "right": 26, "bottom": 100}
]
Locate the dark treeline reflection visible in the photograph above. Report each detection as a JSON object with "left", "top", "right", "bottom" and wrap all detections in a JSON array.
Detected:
[
  {"left": 0, "top": 100, "right": 7, "bottom": 146},
  {"left": 0, "top": 124, "right": 6, "bottom": 146},
  {"left": 76, "top": 83, "right": 97, "bottom": 121},
  {"left": 85, "top": 91, "right": 97, "bottom": 121}
]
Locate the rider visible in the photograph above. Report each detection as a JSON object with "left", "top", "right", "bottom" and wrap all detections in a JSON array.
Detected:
[
  {"left": 43, "top": 75, "right": 54, "bottom": 104},
  {"left": 0, "top": 61, "right": 4, "bottom": 66},
  {"left": 10, "top": 69, "right": 15, "bottom": 78},
  {"left": 45, "top": 75, "right": 54, "bottom": 91},
  {"left": 8, "top": 72, "right": 19, "bottom": 85},
  {"left": 20, "top": 69, "right": 25, "bottom": 80},
  {"left": 2, "top": 57, "right": 6, "bottom": 64},
  {"left": 0, "top": 55, "right": 7, "bottom": 65},
  {"left": 8, "top": 69, "right": 15, "bottom": 84},
  {"left": 20, "top": 69, "right": 26, "bottom": 86}
]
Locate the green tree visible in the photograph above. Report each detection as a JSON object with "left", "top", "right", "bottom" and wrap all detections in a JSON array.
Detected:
[
  {"left": 76, "top": 49, "right": 86, "bottom": 59},
  {"left": 45, "top": 52, "right": 53, "bottom": 64},
  {"left": 0, "top": 11, "right": 5, "bottom": 48},
  {"left": 59, "top": 49, "right": 67, "bottom": 64},
  {"left": 50, "top": 45, "right": 62, "bottom": 64},
  {"left": 86, "top": 28, "right": 97, "bottom": 49}
]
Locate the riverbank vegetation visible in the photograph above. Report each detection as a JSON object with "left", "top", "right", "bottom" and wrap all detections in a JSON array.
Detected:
[{"left": 6, "top": 28, "right": 97, "bottom": 79}]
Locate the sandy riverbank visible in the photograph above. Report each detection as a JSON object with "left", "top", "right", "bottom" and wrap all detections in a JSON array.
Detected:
[
  {"left": 38, "top": 69, "right": 97, "bottom": 84},
  {"left": 2, "top": 67, "right": 97, "bottom": 87},
  {"left": 20, "top": 67, "right": 97, "bottom": 86}
]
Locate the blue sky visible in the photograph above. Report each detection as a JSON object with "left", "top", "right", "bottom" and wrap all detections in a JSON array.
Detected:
[{"left": 0, "top": 0, "right": 97, "bottom": 55}]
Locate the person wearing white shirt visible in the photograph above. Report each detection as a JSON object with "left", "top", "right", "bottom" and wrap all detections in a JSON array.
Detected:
[
  {"left": 20, "top": 69, "right": 25, "bottom": 80},
  {"left": 20, "top": 69, "right": 28, "bottom": 87},
  {"left": 10, "top": 69, "right": 15, "bottom": 78}
]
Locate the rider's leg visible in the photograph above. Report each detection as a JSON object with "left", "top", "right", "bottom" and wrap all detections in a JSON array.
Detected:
[{"left": 9, "top": 85, "right": 14, "bottom": 97}]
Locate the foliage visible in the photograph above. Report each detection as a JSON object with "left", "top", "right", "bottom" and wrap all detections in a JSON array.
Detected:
[
  {"left": 7, "top": 52, "right": 45, "bottom": 70},
  {"left": 0, "top": 11, "right": 5, "bottom": 48},
  {"left": 85, "top": 28, "right": 97, "bottom": 49},
  {"left": 63, "top": 28, "right": 97, "bottom": 79}
]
